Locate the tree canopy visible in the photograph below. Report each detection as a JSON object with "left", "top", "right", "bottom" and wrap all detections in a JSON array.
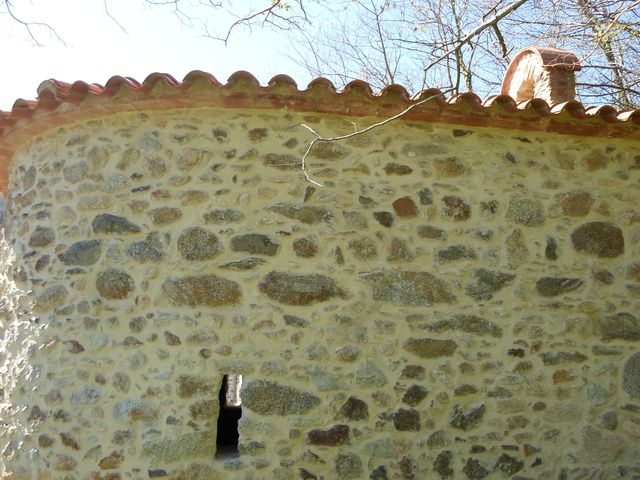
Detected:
[{"left": 3, "top": 0, "right": 639, "bottom": 107}]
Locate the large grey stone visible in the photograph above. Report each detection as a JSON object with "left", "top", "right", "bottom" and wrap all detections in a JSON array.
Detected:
[
  {"left": 404, "top": 338, "right": 457, "bottom": 358},
  {"left": 540, "top": 351, "right": 588, "bottom": 365},
  {"left": 203, "top": 208, "right": 244, "bottom": 224},
  {"left": 113, "top": 398, "right": 158, "bottom": 421},
  {"left": 306, "top": 425, "right": 350, "bottom": 446},
  {"left": 598, "top": 312, "right": 640, "bottom": 341},
  {"left": 177, "top": 227, "right": 223, "bottom": 261},
  {"left": 581, "top": 425, "right": 624, "bottom": 462},
  {"left": 505, "top": 229, "right": 529, "bottom": 266},
  {"left": 241, "top": 380, "right": 320, "bottom": 415},
  {"left": 148, "top": 207, "right": 182, "bottom": 226},
  {"left": 493, "top": 454, "right": 523, "bottom": 476},
  {"left": 403, "top": 385, "right": 428, "bottom": 406},
  {"left": 63, "top": 161, "right": 88, "bottom": 183},
  {"left": 263, "top": 153, "right": 301, "bottom": 170},
  {"left": 436, "top": 245, "right": 476, "bottom": 263},
  {"left": 335, "top": 453, "right": 362, "bottom": 479},
  {"left": 34, "top": 285, "right": 68, "bottom": 312},
  {"left": 162, "top": 274, "right": 240, "bottom": 307},
  {"left": 354, "top": 360, "right": 387, "bottom": 387},
  {"left": 308, "top": 141, "right": 349, "bottom": 160},
  {"left": 535, "top": 277, "right": 584, "bottom": 297},
  {"left": 571, "top": 221, "right": 624, "bottom": 257},
  {"left": 505, "top": 196, "right": 545, "bottom": 226},
  {"left": 362, "top": 271, "right": 455, "bottom": 306},
  {"left": 219, "top": 257, "right": 266, "bottom": 270},
  {"left": 177, "top": 375, "right": 216, "bottom": 398},
  {"left": 449, "top": 404, "right": 486, "bottom": 431},
  {"left": 92, "top": 214, "right": 141, "bottom": 234},
  {"left": 348, "top": 236, "right": 378, "bottom": 260},
  {"left": 176, "top": 149, "right": 214, "bottom": 170},
  {"left": 126, "top": 233, "right": 164, "bottom": 263},
  {"left": 58, "top": 239, "right": 102, "bottom": 266},
  {"left": 231, "top": 234, "right": 279, "bottom": 256},
  {"left": 623, "top": 352, "right": 640, "bottom": 399},
  {"left": 96, "top": 269, "right": 134, "bottom": 299},
  {"left": 267, "top": 203, "right": 333, "bottom": 224},
  {"left": 402, "top": 142, "right": 446, "bottom": 156},
  {"left": 422, "top": 314, "right": 503, "bottom": 338},
  {"left": 462, "top": 458, "right": 488, "bottom": 479},
  {"left": 337, "top": 397, "right": 369, "bottom": 421},
  {"left": 143, "top": 432, "right": 214, "bottom": 463},
  {"left": 465, "top": 269, "right": 515, "bottom": 301},
  {"left": 29, "top": 226, "right": 55, "bottom": 247},
  {"left": 393, "top": 408, "right": 420, "bottom": 431},
  {"left": 259, "top": 271, "right": 344, "bottom": 305},
  {"left": 433, "top": 450, "right": 453, "bottom": 479},
  {"left": 362, "top": 438, "right": 404, "bottom": 459}
]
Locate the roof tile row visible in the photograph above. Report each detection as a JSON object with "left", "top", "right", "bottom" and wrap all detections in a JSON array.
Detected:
[{"left": 0, "top": 70, "right": 639, "bottom": 193}]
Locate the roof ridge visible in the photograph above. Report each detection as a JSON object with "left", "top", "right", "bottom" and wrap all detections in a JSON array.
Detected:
[{"left": 2, "top": 70, "right": 639, "bottom": 124}]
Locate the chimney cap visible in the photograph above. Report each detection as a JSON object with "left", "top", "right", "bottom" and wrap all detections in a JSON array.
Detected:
[{"left": 501, "top": 46, "right": 582, "bottom": 105}]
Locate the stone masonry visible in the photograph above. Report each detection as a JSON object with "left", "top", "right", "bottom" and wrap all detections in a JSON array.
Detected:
[{"left": 1, "top": 100, "right": 640, "bottom": 479}]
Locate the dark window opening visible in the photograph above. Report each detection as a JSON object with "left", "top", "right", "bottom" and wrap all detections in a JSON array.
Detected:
[{"left": 215, "top": 374, "right": 242, "bottom": 459}]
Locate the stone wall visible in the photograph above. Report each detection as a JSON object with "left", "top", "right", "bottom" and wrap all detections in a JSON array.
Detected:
[{"left": 1, "top": 107, "right": 639, "bottom": 479}]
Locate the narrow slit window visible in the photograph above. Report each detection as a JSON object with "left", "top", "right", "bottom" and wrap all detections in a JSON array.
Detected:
[{"left": 215, "top": 374, "right": 242, "bottom": 459}]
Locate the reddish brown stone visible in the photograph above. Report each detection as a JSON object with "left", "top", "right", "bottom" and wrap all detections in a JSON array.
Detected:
[
  {"left": 552, "top": 369, "right": 575, "bottom": 384},
  {"left": 99, "top": 450, "right": 124, "bottom": 470},
  {"left": 96, "top": 270, "right": 134, "bottom": 300},
  {"left": 442, "top": 195, "right": 471, "bottom": 221},
  {"left": 392, "top": 196, "right": 418, "bottom": 217},
  {"left": 306, "top": 424, "right": 350, "bottom": 446},
  {"left": 571, "top": 222, "right": 624, "bottom": 258},
  {"left": 551, "top": 190, "right": 594, "bottom": 217},
  {"left": 393, "top": 408, "right": 420, "bottom": 431},
  {"left": 60, "top": 432, "right": 80, "bottom": 450}
]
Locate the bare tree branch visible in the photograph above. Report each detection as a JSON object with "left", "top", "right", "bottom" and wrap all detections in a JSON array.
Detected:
[
  {"left": 422, "top": 0, "right": 529, "bottom": 75},
  {"left": 297, "top": 88, "right": 453, "bottom": 186},
  {"left": 2, "top": 0, "right": 66, "bottom": 46}
]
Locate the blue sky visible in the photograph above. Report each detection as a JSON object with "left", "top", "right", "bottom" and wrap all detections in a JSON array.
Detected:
[{"left": 0, "top": 0, "right": 310, "bottom": 110}]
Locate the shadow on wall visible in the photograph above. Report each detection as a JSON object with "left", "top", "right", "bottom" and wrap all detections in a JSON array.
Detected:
[{"left": 215, "top": 374, "right": 242, "bottom": 460}]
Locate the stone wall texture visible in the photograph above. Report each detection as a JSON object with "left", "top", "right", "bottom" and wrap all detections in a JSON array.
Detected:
[{"left": 1, "top": 107, "right": 640, "bottom": 479}]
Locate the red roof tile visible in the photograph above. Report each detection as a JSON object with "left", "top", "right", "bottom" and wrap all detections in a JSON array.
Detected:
[{"left": 1, "top": 70, "right": 639, "bottom": 194}]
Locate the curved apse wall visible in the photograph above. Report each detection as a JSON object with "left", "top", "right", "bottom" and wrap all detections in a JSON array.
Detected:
[{"left": 1, "top": 103, "right": 640, "bottom": 479}]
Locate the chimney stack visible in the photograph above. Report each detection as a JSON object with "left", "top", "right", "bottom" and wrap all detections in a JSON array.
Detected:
[{"left": 501, "top": 46, "right": 581, "bottom": 106}]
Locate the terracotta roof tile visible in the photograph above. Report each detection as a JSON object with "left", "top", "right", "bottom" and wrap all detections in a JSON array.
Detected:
[{"left": 1, "top": 70, "right": 639, "bottom": 194}]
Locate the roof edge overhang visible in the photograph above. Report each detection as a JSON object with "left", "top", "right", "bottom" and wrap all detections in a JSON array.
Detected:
[{"left": 1, "top": 70, "right": 639, "bottom": 196}]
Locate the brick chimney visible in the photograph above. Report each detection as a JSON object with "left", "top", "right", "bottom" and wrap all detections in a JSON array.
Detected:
[{"left": 500, "top": 46, "right": 581, "bottom": 105}]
